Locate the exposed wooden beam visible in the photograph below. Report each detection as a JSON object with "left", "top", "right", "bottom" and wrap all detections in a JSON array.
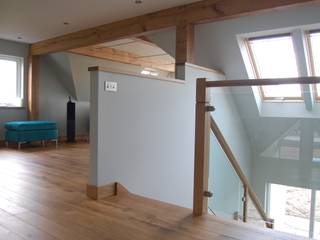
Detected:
[
  {"left": 27, "top": 55, "right": 39, "bottom": 120},
  {"left": 68, "top": 46, "right": 175, "bottom": 72},
  {"left": 176, "top": 23, "right": 195, "bottom": 64},
  {"left": 31, "top": 0, "right": 318, "bottom": 55}
]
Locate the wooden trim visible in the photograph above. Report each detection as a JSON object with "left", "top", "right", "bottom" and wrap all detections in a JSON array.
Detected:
[
  {"left": 193, "top": 78, "right": 210, "bottom": 216},
  {"left": 88, "top": 66, "right": 184, "bottom": 84},
  {"left": 30, "top": 0, "right": 317, "bottom": 55},
  {"left": 27, "top": 55, "right": 39, "bottom": 120},
  {"left": 248, "top": 33, "right": 292, "bottom": 41},
  {"left": 58, "top": 135, "right": 89, "bottom": 143},
  {"left": 115, "top": 183, "right": 130, "bottom": 195},
  {"left": 87, "top": 182, "right": 129, "bottom": 200},
  {"left": 210, "top": 117, "right": 269, "bottom": 223},
  {"left": 205, "top": 77, "right": 320, "bottom": 88},
  {"left": 176, "top": 23, "right": 195, "bottom": 65},
  {"left": 86, "top": 183, "right": 115, "bottom": 200},
  {"left": 69, "top": 46, "right": 175, "bottom": 72},
  {"left": 184, "top": 63, "right": 225, "bottom": 76}
]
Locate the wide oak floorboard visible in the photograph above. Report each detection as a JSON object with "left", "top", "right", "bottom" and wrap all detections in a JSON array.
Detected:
[{"left": 0, "top": 143, "right": 304, "bottom": 240}]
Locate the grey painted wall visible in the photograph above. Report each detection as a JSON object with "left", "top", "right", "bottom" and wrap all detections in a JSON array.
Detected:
[
  {"left": 194, "top": 4, "right": 320, "bottom": 207},
  {"left": 147, "top": 28, "right": 176, "bottom": 58},
  {"left": 39, "top": 55, "right": 90, "bottom": 137},
  {"left": 90, "top": 63, "right": 253, "bottom": 209},
  {"left": 38, "top": 52, "right": 173, "bottom": 138},
  {"left": 0, "top": 39, "right": 29, "bottom": 140},
  {"left": 90, "top": 67, "right": 197, "bottom": 208},
  {"left": 68, "top": 53, "right": 173, "bottom": 102}
]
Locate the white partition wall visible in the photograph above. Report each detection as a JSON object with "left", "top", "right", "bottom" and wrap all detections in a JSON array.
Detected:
[{"left": 89, "top": 65, "right": 225, "bottom": 208}]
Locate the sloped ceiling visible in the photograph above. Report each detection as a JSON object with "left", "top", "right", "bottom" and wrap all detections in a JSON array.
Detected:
[
  {"left": 146, "top": 29, "right": 176, "bottom": 58},
  {"left": 70, "top": 37, "right": 175, "bottom": 73},
  {"left": 43, "top": 53, "right": 77, "bottom": 100},
  {"left": 195, "top": 4, "right": 320, "bottom": 154}
]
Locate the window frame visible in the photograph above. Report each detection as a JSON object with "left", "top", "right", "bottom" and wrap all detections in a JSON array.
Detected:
[
  {"left": 245, "top": 34, "right": 304, "bottom": 102},
  {"left": 0, "top": 54, "right": 24, "bottom": 107},
  {"left": 305, "top": 29, "right": 320, "bottom": 101}
]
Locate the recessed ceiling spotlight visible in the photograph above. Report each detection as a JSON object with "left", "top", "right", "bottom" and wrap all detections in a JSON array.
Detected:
[
  {"left": 63, "top": 22, "right": 70, "bottom": 26},
  {"left": 141, "top": 70, "right": 150, "bottom": 75},
  {"left": 135, "top": 0, "right": 143, "bottom": 4},
  {"left": 17, "top": 37, "right": 22, "bottom": 40}
]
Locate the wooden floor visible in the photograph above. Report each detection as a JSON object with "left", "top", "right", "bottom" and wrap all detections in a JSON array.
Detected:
[{"left": 0, "top": 143, "right": 304, "bottom": 240}]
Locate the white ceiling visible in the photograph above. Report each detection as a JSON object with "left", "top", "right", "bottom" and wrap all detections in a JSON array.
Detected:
[{"left": 0, "top": 0, "right": 199, "bottom": 44}]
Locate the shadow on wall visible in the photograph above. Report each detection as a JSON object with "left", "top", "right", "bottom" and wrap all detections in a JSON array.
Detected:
[{"left": 39, "top": 55, "right": 90, "bottom": 137}]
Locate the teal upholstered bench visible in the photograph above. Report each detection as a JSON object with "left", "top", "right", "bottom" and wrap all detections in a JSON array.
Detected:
[{"left": 5, "top": 121, "right": 58, "bottom": 149}]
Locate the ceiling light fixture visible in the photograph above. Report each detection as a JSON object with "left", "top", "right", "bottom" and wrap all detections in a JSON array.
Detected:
[
  {"left": 141, "top": 70, "right": 150, "bottom": 75},
  {"left": 63, "top": 22, "right": 70, "bottom": 26},
  {"left": 141, "top": 68, "right": 159, "bottom": 76},
  {"left": 17, "top": 37, "right": 22, "bottom": 40},
  {"left": 135, "top": 0, "right": 143, "bottom": 4}
]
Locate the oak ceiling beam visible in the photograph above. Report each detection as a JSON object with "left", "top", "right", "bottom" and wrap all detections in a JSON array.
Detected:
[
  {"left": 68, "top": 46, "right": 175, "bottom": 72},
  {"left": 176, "top": 23, "right": 195, "bottom": 65},
  {"left": 31, "top": 0, "right": 318, "bottom": 55}
]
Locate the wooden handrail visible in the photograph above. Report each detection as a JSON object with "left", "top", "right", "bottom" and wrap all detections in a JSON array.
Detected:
[
  {"left": 210, "top": 117, "right": 273, "bottom": 228},
  {"left": 206, "top": 77, "right": 320, "bottom": 88}
]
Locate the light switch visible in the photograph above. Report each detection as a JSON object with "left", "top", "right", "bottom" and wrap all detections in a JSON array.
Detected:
[{"left": 105, "top": 81, "right": 117, "bottom": 92}]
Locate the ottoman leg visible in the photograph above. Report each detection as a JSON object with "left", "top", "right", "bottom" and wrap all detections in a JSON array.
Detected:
[
  {"left": 55, "top": 139, "right": 58, "bottom": 148},
  {"left": 5, "top": 141, "right": 8, "bottom": 148},
  {"left": 18, "top": 142, "right": 21, "bottom": 150},
  {"left": 41, "top": 140, "right": 45, "bottom": 147}
]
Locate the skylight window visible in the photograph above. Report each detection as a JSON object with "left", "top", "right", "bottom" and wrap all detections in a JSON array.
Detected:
[
  {"left": 307, "top": 30, "right": 320, "bottom": 99},
  {"left": 246, "top": 34, "right": 302, "bottom": 100}
]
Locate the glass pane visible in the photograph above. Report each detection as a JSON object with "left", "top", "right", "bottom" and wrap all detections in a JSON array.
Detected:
[
  {"left": 249, "top": 36, "right": 301, "bottom": 98},
  {"left": 0, "top": 58, "right": 17, "bottom": 101},
  {"left": 208, "top": 131, "right": 243, "bottom": 220},
  {"left": 310, "top": 32, "right": 320, "bottom": 76},
  {"left": 247, "top": 194, "right": 267, "bottom": 228},
  {"left": 309, "top": 32, "right": 320, "bottom": 97},
  {"left": 314, "top": 191, "right": 320, "bottom": 239},
  {"left": 269, "top": 184, "right": 311, "bottom": 238},
  {"left": 209, "top": 83, "right": 320, "bottom": 238}
]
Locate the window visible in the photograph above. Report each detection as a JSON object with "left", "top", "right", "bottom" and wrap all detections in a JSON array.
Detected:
[
  {"left": 269, "top": 183, "right": 320, "bottom": 239},
  {"left": 246, "top": 34, "right": 302, "bottom": 101},
  {"left": 0, "top": 54, "right": 23, "bottom": 107},
  {"left": 269, "top": 184, "right": 311, "bottom": 238},
  {"left": 307, "top": 30, "right": 320, "bottom": 99}
]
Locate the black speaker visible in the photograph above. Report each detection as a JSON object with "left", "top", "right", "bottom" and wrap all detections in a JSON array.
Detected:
[{"left": 67, "top": 97, "right": 76, "bottom": 143}]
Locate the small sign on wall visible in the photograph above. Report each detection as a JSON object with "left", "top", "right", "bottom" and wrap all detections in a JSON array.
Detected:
[{"left": 104, "top": 81, "right": 117, "bottom": 92}]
